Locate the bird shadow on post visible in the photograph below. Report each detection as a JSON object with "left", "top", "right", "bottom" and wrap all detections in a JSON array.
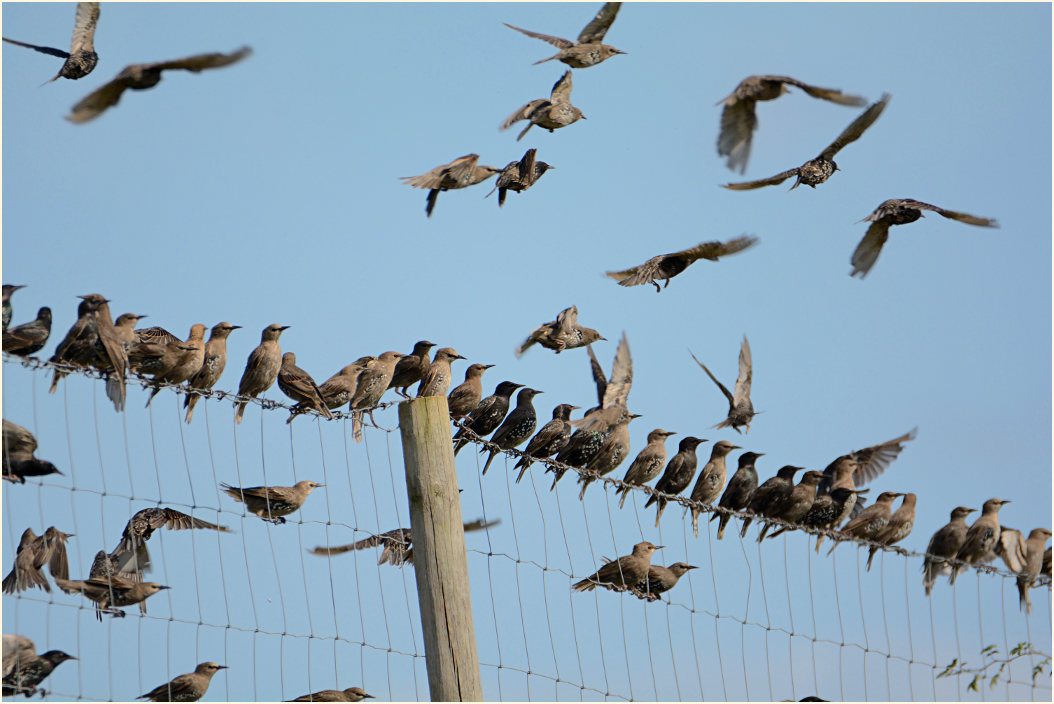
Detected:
[{"left": 398, "top": 395, "right": 483, "bottom": 702}]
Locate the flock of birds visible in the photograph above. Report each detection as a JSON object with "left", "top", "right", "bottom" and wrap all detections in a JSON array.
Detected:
[{"left": 0, "top": 2, "right": 1044, "bottom": 702}]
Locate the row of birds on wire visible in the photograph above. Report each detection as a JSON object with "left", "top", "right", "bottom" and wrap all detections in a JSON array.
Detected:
[{"left": 2, "top": 2, "right": 999, "bottom": 280}]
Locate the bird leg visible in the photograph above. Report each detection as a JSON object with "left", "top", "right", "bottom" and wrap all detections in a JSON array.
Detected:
[{"left": 652, "top": 282, "right": 661, "bottom": 293}]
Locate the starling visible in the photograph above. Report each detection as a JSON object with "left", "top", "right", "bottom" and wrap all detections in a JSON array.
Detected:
[
  {"left": 66, "top": 47, "right": 252, "bottom": 123},
  {"left": 615, "top": 429, "right": 676, "bottom": 509},
  {"left": 633, "top": 562, "right": 697, "bottom": 601},
  {"left": 573, "top": 540, "right": 659, "bottom": 592},
  {"left": 760, "top": 470, "right": 825, "bottom": 540},
  {"left": 644, "top": 436, "right": 706, "bottom": 528},
  {"left": 722, "top": 94, "right": 890, "bottom": 191},
  {"left": 607, "top": 236, "right": 759, "bottom": 292},
  {"left": 183, "top": 322, "right": 240, "bottom": 423},
  {"left": 482, "top": 388, "right": 542, "bottom": 475},
  {"left": 689, "top": 440, "right": 742, "bottom": 536},
  {"left": 2, "top": 528, "right": 50, "bottom": 593},
  {"left": 145, "top": 324, "right": 207, "bottom": 407},
  {"left": 447, "top": 363, "right": 494, "bottom": 419},
  {"left": 712, "top": 451, "right": 763, "bottom": 539},
  {"left": 690, "top": 336, "right": 755, "bottom": 433},
  {"left": 2, "top": 285, "right": 26, "bottom": 331},
  {"left": 505, "top": 2, "right": 625, "bottom": 68},
  {"left": 866, "top": 492, "right": 917, "bottom": 569},
  {"left": 54, "top": 574, "right": 169, "bottom": 619},
  {"left": 46, "top": 297, "right": 97, "bottom": 393},
  {"left": 1, "top": 637, "right": 76, "bottom": 699},
  {"left": 288, "top": 687, "right": 375, "bottom": 702},
  {"left": 990, "top": 528, "right": 1027, "bottom": 575},
  {"left": 2, "top": 307, "right": 52, "bottom": 357},
  {"left": 1016, "top": 528, "right": 1052, "bottom": 614},
  {"left": 501, "top": 71, "right": 584, "bottom": 142},
  {"left": 486, "top": 147, "right": 555, "bottom": 206},
  {"left": 138, "top": 662, "right": 226, "bottom": 702},
  {"left": 515, "top": 304, "right": 605, "bottom": 356},
  {"left": 389, "top": 340, "right": 436, "bottom": 398},
  {"left": 2, "top": 419, "right": 62, "bottom": 484},
  {"left": 310, "top": 518, "right": 499, "bottom": 567},
  {"left": 221, "top": 480, "right": 323, "bottom": 525},
  {"left": 739, "top": 465, "right": 801, "bottom": 538},
  {"left": 2, "top": 2, "right": 99, "bottom": 82},
  {"left": 817, "top": 427, "right": 918, "bottom": 496},
  {"left": 416, "top": 348, "right": 466, "bottom": 398},
  {"left": 78, "top": 294, "right": 128, "bottom": 412},
  {"left": 88, "top": 550, "right": 119, "bottom": 579},
  {"left": 513, "top": 403, "right": 578, "bottom": 483},
  {"left": 577, "top": 410, "right": 641, "bottom": 499},
  {"left": 921, "top": 506, "right": 975, "bottom": 596},
  {"left": 801, "top": 487, "right": 859, "bottom": 550},
  {"left": 109, "top": 507, "right": 232, "bottom": 578},
  {"left": 950, "top": 498, "right": 1010, "bottom": 584},
  {"left": 452, "top": 381, "right": 524, "bottom": 455},
  {"left": 127, "top": 322, "right": 189, "bottom": 376},
  {"left": 234, "top": 324, "right": 289, "bottom": 424},
  {"left": 850, "top": 198, "right": 1000, "bottom": 278},
  {"left": 277, "top": 352, "right": 334, "bottom": 420},
  {"left": 351, "top": 351, "right": 405, "bottom": 440},
  {"left": 717, "top": 75, "right": 866, "bottom": 174},
  {"left": 288, "top": 357, "right": 375, "bottom": 423},
  {"left": 400, "top": 154, "right": 501, "bottom": 217},
  {"left": 828, "top": 491, "right": 902, "bottom": 555}
]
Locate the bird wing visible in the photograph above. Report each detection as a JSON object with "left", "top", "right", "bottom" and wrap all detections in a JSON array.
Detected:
[
  {"left": 70, "top": 2, "right": 100, "bottom": 54},
  {"left": 992, "top": 527, "right": 1027, "bottom": 573},
  {"left": 675, "top": 235, "right": 759, "bottom": 263},
  {"left": 66, "top": 75, "right": 130, "bottom": 123},
  {"left": 849, "top": 220, "right": 892, "bottom": 279},
  {"left": 689, "top": 350, "right": 734, "bottom": 404},
  {"left": 717, "top": 100, "right": 757, "bottom": 174},
  {"left": 157, "top": 507, "right": 230, "bottom": 533},
  {"left": 310, "top": 529, "right": 411, "bottom": 556},
  {"left": 849, "top": 427, "right": 918, "bottom": 486},
  {"left": 780, "top": 77, "right": 866, "bottom": 106},
  {"left": 45, "top": 533, "right": 71, "bottom": 581},
  {"left": 503, "top": 22, "right": 573, "bottom": 49},
  {"left": 819, "top": 93, "right": 890, "bottom": 160},
  {"left": 721, "top": 168, "right": 799, "bottom": 190},
  {"left": 401, "top": 154, "right": 479, "bottom": 189},
  {"left": 605, "top": 257, "right": 659, "bottom": 287},
  {"left": 500, "top": 99, "right": 548, "bottom": 130},
  {"left": 910, "top": 200, "right": 999, "bottom": 228},
  {"left": 3, "top": 420, "right": 38, "bottom": 459},
  {"left": 1, "top": 37, "right": 69, "bottom": 58},
  {"left": 577, "top": 2, "right": 622, "bottom": 43},
  {"left": 146, "top": 46, "right": 252, "bottom": 73},
  {"left": 604, "top": 333, "right": 632, "bottom": 409},
  {"left": 516, "top": 148, "right": 538, "bottom": 183},
  {"left": 732, "top": 336, "right": 752, "bottom": 406},
  {"left": 550, "top": 70, "right": 574, "bottom": 104},
  {"left": 463, "top": 517, "right": 501, "bottom": 532},
  {"left": 554, "top": 304, "right": 578, "bottom": 334},
  {"left": 135, "top": 326, "right": 181, "bottom": 345},
  {"left": 587, "top": 345, "right": 607, "bottom": 406}
]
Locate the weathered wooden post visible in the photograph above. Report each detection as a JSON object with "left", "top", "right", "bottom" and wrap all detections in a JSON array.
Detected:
[{"left": 398, "top": 395, "right": 483, "bottom": 701}]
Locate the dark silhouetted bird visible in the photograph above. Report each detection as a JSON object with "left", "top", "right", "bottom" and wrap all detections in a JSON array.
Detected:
[
  {"left": 690, "top": 336, "right": 755, "bottom": 434},
  {"left": 138, "top": 662, "right": 226, "bottom": 702},
  {"left": 487, "top": 148, "right": 555, "bottom": 206},
  {"left": 828, "top": 491, "right": 902, "bottom": 555},
  {"left": 3, "top": 307, "right": 51, "bottom": 357},
  {"left": 452, "top": 381, "right": 524, "bottom": 455},
  {"left": 740, "top": 465, "right": 801, "bottom": 538},
  {"left": 866, "top": 492, "right": 917, "bottom": 569},
  {"left": 416, "top": 348, "right": 466, "bottom": 398},
  {"left": 723, "top": 94, "right": 890, "bottom": 190},
  {"left": 400, "top": 154, "right": 501, "bottom": 217},
  {"left": 447, "top": 363, "right": 494, "bottom": 419},
  {"left": 712, "top": 451, "right": 763, "bottom": 539},
  {"left": 389, "top": 340, "right": 436, "bottom": 398},
  {"left": 607, "top": 236, "right": 759, "bottom": 292},
  {"left": 310, "top": 518, "right": 499, "bottom": 567},
  {"left": 616, "top": 429, "right": 676, "bottom": 508},
  {"left": 717, "top": 75, "right": 866, "bottom": 174},
  {"left": 221, "top": 480, "right": 323, "bottom": 524},
  {"left": 2, "top": 285, "right": 26, "bottom": 331},
  {"left": 760, "top": 470, "right": 825, "bottom": 540},
  {"left": 515, "top": 304, "right": 604, "bottom": 356},
  {"left": 850, "top": 198, "right": 999, "bottom": 278},
  {"left": 501, "top": 71, "right": 584, "bottom": 141},
  {"left": 2, "top": 2, "right": 100, "bottom": 82},
  {"left": 2, "top": 420, "right": 62, "bottom": 484},
  {"left": 801, "top": 487, "right": 859, "bottom": 550},
  {"left": 513, "top": 403, "right": 578, "bottom": 483},
  {"left": 109, "top": 507, "right": 231, "bottom": 579},
  {"left": 1016, "top": 528, "right": 1052, "bottom": 614},
  {"left": 46, "top": 297, "right": 97, "bottom": 393},
  {"left": 288, "top": 687, "right": 375, "bottom": 702},
  {"left": 689, "top": 440, "right": 741, "bottom": 536},
  {"left": 573, "top": 540, "right": 659, "bottom": 592},
  {"left": 67, "top": 47, "right": 252, "bottom": 123},
  {"left": 184, "top": 322, "right": 240, "bottom": 423},
  {"left": 277, "top": 352, "right": 334, "bottom": 420},
  {"left": 235, "top": 324, "right": 288, "bottom": 424},
  {"left": 505, "top": 2, "right": 625, "bottom": 68},
  {"left": 645, "top": 436, "right": 706, "bottom": 527},
  {"left": 54, "top": 574, "right": 169, "bottom": 620},
  {"left": 950, "top": 498, "right": 1010, "bottom": 584},
  {"left": 922, "top": 506, "right": 975, "bottom": 596},
  {"left": 2, "top": 636, "right": 76, "bottom": 699},
  {"left": 482, "top": 388, "right": 542, "bottom": 475},
  {"left": 817, "top": 427, "right": 918, "bottom": 496},
  {"left": 633, "top": 562, "right": 696, "bottom": 601}
]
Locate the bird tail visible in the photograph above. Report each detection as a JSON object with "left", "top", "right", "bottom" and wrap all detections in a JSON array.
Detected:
[
  {"left": 757, "top": 523, "right": 771, "bottom": 542},
  {"left": 922, "top": 559, "right": 937, "bottom": 596},
  {"left": 549, "top": 467, "right": 565, "bottom": 492},
  {"left": 482, "top": 450, "right": 497, "bottom": 476},
  {"left": 425, "top": 189, "right": 439, "bottom": 218},
  {"left": 1017, "top": 576, "right": 1032, "bottom": 614},
  {"left": 517, "top": 123, "right": 533, "bottom": 142},
  {"left": 49, "top": 368, "right": 65, "bottom": 394},
  {"left": 866, "top": 546, "right": 878, "bottom": 571},
  {"left": 654, "top": 499, "right": 666, "bottom": 528},
  {"left": 514, "top": 337, "right": 533, "bottom": 358},
  {"left": 691, "top": 507, "right": 700, "bottom": 538},
  {"left": 617, "top": 488, "right": 630, "bottom": 510},
  {"left": 577, "top": 473, "right": 595, "bottom": 501},
  {"left": 106, "top": 373, "right": 126, "bottom": 412},
  {"left": 571, "top": 578, "right": 595, "bottom": 592},
  {"left": 184, "top": 394, "right": 199, "bottom": 423},
  {"left": 739, "top": 516, "right": 753, "bottom": 539},
  {"left": 532, "top": 54, "right": 559, "bottom": 66},
  {"left": 716, "top": 514, "right": 729, "bottom": 540},
  {"left": 352, "top": 412, "right": 364, "bottom": 442},
  {"left": 234, "top": 400, "right": 248, "bottom": 424}
]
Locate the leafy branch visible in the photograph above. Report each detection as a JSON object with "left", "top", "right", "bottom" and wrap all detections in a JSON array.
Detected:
[{"left": 938, "top": 642, "right": 1051, "bottom": 692}]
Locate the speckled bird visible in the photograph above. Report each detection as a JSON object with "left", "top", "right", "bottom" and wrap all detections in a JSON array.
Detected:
[
  {"left": 690, "top": 336, "right": 755, "bottom": 434},
  {"left": 486, "top": 148, "right": 555, "bottom": 207},
  {"left": 501, "top": 71, "right": 584, "bottom": 141},
  {"left": 400, "top": 154, "right": 501, "bottom": 217},
  {"left": 505, "top": 2, "right": 625, "bottom": 68},
  {"left": 3, "top": 2, "right": 100, "bottom": 82},
  {"left": 606, "top": 236, "right": 758, "bottom": 292}
]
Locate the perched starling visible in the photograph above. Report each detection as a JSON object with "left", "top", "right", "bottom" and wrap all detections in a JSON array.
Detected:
[
  {"left": 513, "top": 403, "right": 578, "bottom": 483},
  {"left": 67, "top": 47, "right": 252, "bottom": 123},
  {"left": 607, "top": 236, "right": 759, "bottom": 292},
  {"left": 452, "top": 381, "right": 524, "bottom": 456},
  {"left": 310, "top": 518, "right": 499, "bottom": 567},
  {"left": 645, "top": 436, "right": 706, "bottom": 528},
  {"left": 801, "top": 487, "right": 859, "bottom": 551},
  {"left": 712, "top": 451, "right": 763, "bottom": 539},
  {"left": 505, "top": 2, "right": 625, "bottom": 68},
  {"left": 109, "top": 507, "right": 231, "bottom": 578},
  {"left": 615, "top": 429, "right": 676, "bottom": 508},
  {"left": 689, "top": 440, "right": 742, "bottom": 536},
  {"left": 2, "top": 419, "right": 62, "bottom": 484},
  {"left": 127, "top": 322, "right": 188, "bottom": 376},
  {"left": 3, "top": 307, "right": 52, "bottom": 357},
  {"left": 1, "top": 637, "right": 76, "bottom": 699},
  {"left": 447, "top": 363, "right": 494, "bottom": 419},
  {"left": 221, "top": 480, "right": 323, "bottom": 524},
  {"left": 633, "top": 562, "right": 697, "bottom": 601},
  {"left": 2, "top": 285, "right": 26, "bottom": 331},
  {"left": 234, "top": 324, "right": 289, "bottom": 424},
  {"left": 740, "top": 465, "right": 801, "bottom": 538},
  {"left": 482, "top": 388, "right": 542, "bottom": 475},
  {"left": 723, "top": 94, "right": 890, "bottom": 191},
  {"left": 54, "top": 574, "right": 169, "bottom": 620},
  {"left": 717, "top": 75, "right": 866, "bottom": 174},
  {"left": 817, "top": 427, "right": 918, "bottom": 496},
  {"left": 828, "top": 491, "right": 902, "bottom": 554},
  {"left": 46, "top": 297, "right": 97, "bottom": 393},
  {"left": 577, "top": 410, "right": 641, "bottom": 499},
  {"left": 573, "top": 541, "right": 659, "bottom": 592},
  {"left": 501, "top": 71, "right": 584, "bottom": 142},
  {"left": 389, "top": 340, "right": 436, "bottom": 398},
  {"left": 288, "top": 357, "right": 375, "bottom": 423},
  {"left": 138, "top": 662, "right": 226, "bottom": 702},
  {"left": 288, "top": 687, "right": 375, "bottom": 702},
  {"left": 866, "top": 492, "right": 917, "bottom": 569},
  {"left": 1017, "top": 528, "right": 1052, "bottom": 614},
  {"left": 515, "top": 305, "right": 604, "bottom": 356},
  {"left": 184, "top": 322, "right": 240, "bottom": 423},
  {"left": 145, "top": 324, "right": 207, "bottom": 407},
  {"left": 850, "top": 198, "right": 1000, "bottom": 278},
  {"left": 78, "top": 294, "right": 129, "bottom": 412},
  {"left": 416, "top": 348, "right": 466, "bottom": 398},
  {"left": 690, "top": 336, "right": 755, "bottom": 433},
  {"left": 276, "top": 352, "right": 334, "bottom": 420},
  {"left": 760, "top": 470, "right": 825, "bottom": 540},
  {"left": 2, "top": 2, "right": 99, "bottom": 82},
  {"left": 950, "top": 498, "right": 1010, "bottom": 584},
  {"left": 486, "top": 147, "right": 555, "bottom": 206},
  {"left": 400, "top": 154, "right": 501, "bottom": 217},
  {"left": 350, "top": 351, "right": 405, "bottom": 440},
  {"left": 921, "top": 506, "right": 975, "bottom": 596}
]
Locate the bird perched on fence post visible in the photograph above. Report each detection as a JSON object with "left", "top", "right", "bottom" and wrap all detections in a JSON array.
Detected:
[
  {"left": 501, "top": 71, "right": 584, "bottom": 142},
  {"left": 712, "top": 451, "right": 763, "bottom": 539},
  {"left": 3, "top": 307, "right": 52, "bottom": 357},
  {"left": 616, "top": 429, "right": 676, "bottom": 508},
  {"left": 2, "top": 285, "right": 26, "bottom": 331},
  {"left": 921, "top": 506, "right": 975, "bottom": 596},
  {"left": 389, "top": 340, "right": 436, "bottom": 398},
  {"left": 221, "top": 480, "right": 324, "bottom": 525},
  {"left": 288, "top": 687, "right": 375, "bottom": 702},
  {"left": 572, "top": 540, "right": 659, "bottom": 593},
  {"left": 950, "top": 498, "right": 1010, "bottom": 584},
  {"left": 1017, "top": 528, "right": 1052, "bottom": 614},
  {"left": 515, "top": 305, "right": 604, "bottom": 356},
  {"left": 400, "top": 154, "right": 501, "bottom": 218},
  {"left": 447, "top": 363, "right": 494, "bottom": 419},
  {"left": 606, "top": 236, "right": 759, "bottom": 292},
  {"left": 2, "top": 2, "right": 100, "bottom": 82},
  {"left": 416, "top": 348, "right": 466, "bottom": 399},
  {"left": 234, "top": 324, "right": 288, "bottom": 424},
  {"left": 452, "top": 381, "right": 524, "bottom": 455},
  {"left": 513, "top": 403, "right": 578, "bottom": 483},
  {"left": 690, "top": 336, "right": 755, "bottom": 433},
  {"left": 505, "top": 2, "right": 626, "bottom": 68},
  {"left": 1, "top": 636, "right": 76, "bottom": 699},
  {"left": 277, "top": 352, "right": 334, "bottom": 420},
  {"left": 482, "top": 388, "right": 542, "bottom": 475},
  {"left": 689, "top": 440, "right": 741, "bottom": 536},
  {"left": 645, "top": 436, "right": 706, "bottom": 528},
  {"left": 487, "top": 148, "right": 555, "bottom": 207},
  {"left": 137, "top": 662, "right": 226, "bottom": 702},
  {"left": 184, "top": 322, "right": 240, "bottom": 423},
  {"left": 2, "top": 420, "right": 63, "bottom": 484},
  {"left": 866, "top": 492, "right": 917, "bottom": 570}
]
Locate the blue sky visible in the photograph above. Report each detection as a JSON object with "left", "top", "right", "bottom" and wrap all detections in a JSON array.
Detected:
[{"left": 2, "top": 2, "right": 1051, "bottom": 702}]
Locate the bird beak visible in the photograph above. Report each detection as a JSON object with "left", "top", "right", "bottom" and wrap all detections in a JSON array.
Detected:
[
  {"left": 215, "top": 666, "right": 228, "bottom": 670},
  {"left": 363, "top": 695, "right": 375, "bottom": 699},
  {"left": 279, "top": 326, "right": 291, "bottom": 331},
  {"left": 230, "top": 325, "right": 243, "bottom": 330},
  {"left": 654, "top": 545, "right": 665, "bottom": 550},
  {"left": 614, "top": 49, "right": 627, "bottom": 55},
  {"left": 686, "top": 565, "right": 698, "bottom": 570},
  {"left": 456, "top": 354, "right": 467, "bottom": 360},
  {"left": 158, "top": 585, "right": 172, "bottom": 590}
]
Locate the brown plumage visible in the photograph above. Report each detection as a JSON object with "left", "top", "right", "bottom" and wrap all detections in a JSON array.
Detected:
[
  {"left": 351, "top": 351, "right": 404, "bottom": 440},
  {"left": 515, "top": 304, "right": 604, "bottom": 356},
  {"left": 644, "top": 436, "right": 706, "bottom": 528},
  {"left": 513, "top": 403, "right": 578, "bottom": 482},
  {"left": 78, "top": 294, "right": 129, "bottom": 412},
  {"left": 922, "top": 506, "right": 975, "bottom": 596},
  {"left": 760, "top": 470, "right": 826, "bottom": 540},
  {"left": 54, "top": 574, "right": 169, "bottom": 620},
  {"left": 400, "top": 154, "right": 501, "bottom": 217},
  {"left": 452, "top": 381, "right": 524, "bottom": 455},
  {"left": 2, "top": 419, "right": 62, "bottom": 484},
  {"left": 221, "top": 480, "right": 324, "bottom": 524},
  {"left": 277, "top": 352, "right": 334, "bottom": 420},
  {"left": 1016, "top": 528, "right": 1052, "bottom": 614},
  {"left": 416, "top": 348, "right": 466, "bottom": 398},
  {"left": 67, "top": 47, "right": 252, "bottom": 123},
  {"left": 723, "top": 93, "right": 890, "bottom": 191},
  {"left": 234, "top": 324, "right": 288, "bottom": 424},
  {"left": 2, "top": 307, "right": 52, "bottom": 357},
  {"left": 138, "top": 662, "right": 226, "bottom": 702},
  {"left": 689, "top": 440, "right": 742, "bottom": 536},
  {"left": 615, "top": 429, "right": 676, "bottom": 508},
  {"left": 389, "top": 340, "right": 436, "bottom": 398},
  {"left": 632, "top": 562, "right": 696, "bottom": 601},
  {"left": 717, "top": 75, "right": 866, "bottom": 174},
  {"left": 827, "top": 491, "right": 902, "bottom": 554},
  {"left": 573, "top": 541, "right": 659, "bottom": 592},
  {"left": 288, "top": 356, "right": 374, "bottom": 423},
  {"left": 3, "top": 285, "right": 26, "bottom": 331},
  {"left": 817, "top": 427, "right": 918, "bottom": 496},
  {"left": 2, "top": 527, "right": 73, "bottom": 594},
  {"left": 288, "top": 687, "right": 374, "bottom": 702},
  {"left": 606, "top": 236, "right": 759, "bottom": 292},
  {"left": 866, "top": 492, "right": 917, "bottom": 570},
  {"left": 2, "top": 2, "right": 100, "bottom": 82},
  {"left": 950, "top": 498, "right": 1010, "bottom": 584},
  {"left": 501, "top": 71, "right": 584, "bottom": 141},
  {"left": 690, "top": 336, "right": 754, "bottom": 433},
  {"left": 447, "top": 363, "right": 494, "bottom": 418},
  {"left": 576, "top": 410, "right": 640, "bottom": 499},
  {"left": 46, "top": 297, "right": 97, "bottom": 393},
  {"left": 850, "top": 198, "right": 999, "bottom": 278},
  {"left": 486, "top": 148, "right": 555, "bottom": 206},
  {"left": 310, "top": 518, "right": 499, "bottom": 567},
  {"left": 109, "top": 507, "right": 231, "bottom": 579},
  {"left": 145, "top": 324, "right": 207, "bottom": 407},
  {"left": 505, "top": 2, "right": 625, "bottom": 68},
  {"left": 184, "top": 322, "right": 240, "bottom": 423}
]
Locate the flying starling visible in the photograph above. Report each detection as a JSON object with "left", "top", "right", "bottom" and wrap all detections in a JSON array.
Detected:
[
  {"left": 717, "top": 75, "right": 866, "bottom": 174},
  {"left": 184, "top": 322, "right": 241, "bottom": 423},
  {"left": 2, "top": 285, "right": 25, "bottom": 331},
  {"left": 573, "top": 541, "right": 659, "bottom": 592},
  {"left": 486, "top": 147, "right": 555, "bottom": 206},
  {"left": 400, "top": 154, "right": 501, "bottom": 217},
  {"left": 513, "top": 403, "right": 578, "bottom": 483},
  {"left": 921, "top": 506, "right": 975, "bottom": 596},
  {"left": 482, "top": 388, "right": 542, "bottom": 475},
  {"left": 690, "top": 335, "right": 754, "bottom": 433},
  {"left": 645, "top": 436, "right": 706, "bottom": 527},
  {"left": 866, "top": 492, "right": 917, "bottom": 570},
  {"left": 234, "top": 324, "right": 289, "bottom": 424},
  {"left": 2, "top": 2, "right": 100, "bottom": 82},
  {"left": 137, "top": 662, "right": 226, "bottom": 702},
  {"left": 2, "top": 527, "right": 73, "bottom": 594},
  {"left": 54, "top": 574, "right": 169, "bottom": 620},
  {"left": 722, "top": 94, "right": 890, "bottom": 191},
  {"left": 108, "top": 507, "right": 232, "bottom": 579},
  {"left": 505, "top": 2, "right": 625, "bottom": 68},
  {"left": 817, "top": 427, "right": 918, "bottom": 496},
  {"left": 515, "top": 304, "right": 604, "bottom": 356},
  {"left": 606, "top": 236, "right": 759, "bottom": 292},
  {"left": 416, "top": 348, "right": 466, "bottom": 398},
  {"left": 389, "top": 340, "right": 436, "bottom": 398},
  {"left": 288, "top": 687, "right": 375, "bottom": 702},
  {"left": 310, "top": 518, "right": 499, "bottom": 567},
  {"left": 2, "top": 419, "right": 62, "bottom": 484},
  {"left": 615, "top": 428, "right": 676, "bottom": 508},
  {"left": 712, "top": 451, "right": 763, "bottom": 539},
  {"left": 501, "top": 71, "right": 584, "bottom": 141},
  {"left": 67, "top": 47, "right": 252, "bottom": 123},
  {"left": 447, "top": 363, "right": 494, "bottom": 419},
  {"left": 850, "top": 198, "right": 999, "bottom": 278},
  {"left": 1, "top": 636, "right": 76, "bottom": 699},
  {"left": 452, "top": 381, "right": 524, "bottom": 455},
  {"left": 689, "top": 440, "right": 742, "bottom": 536},
  {"left": 950, "top": 498, "right": 1010, "bottom": 584},
  {"left": 739, "top": 465, "right": 801, "bottom": 538},
  {"left": 221, "top": 480, "right": 324, "bottom": 524},
  {"left": 277, "top": 352, "right": 334, "bottom": 420},
  {"left": 2, "top": 307, "right": 52, "bottom": 357}
]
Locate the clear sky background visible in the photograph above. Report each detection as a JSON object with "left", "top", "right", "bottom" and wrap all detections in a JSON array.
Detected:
[{"left": 2, "top": 2, "right": 1051, "bottom": 702}]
